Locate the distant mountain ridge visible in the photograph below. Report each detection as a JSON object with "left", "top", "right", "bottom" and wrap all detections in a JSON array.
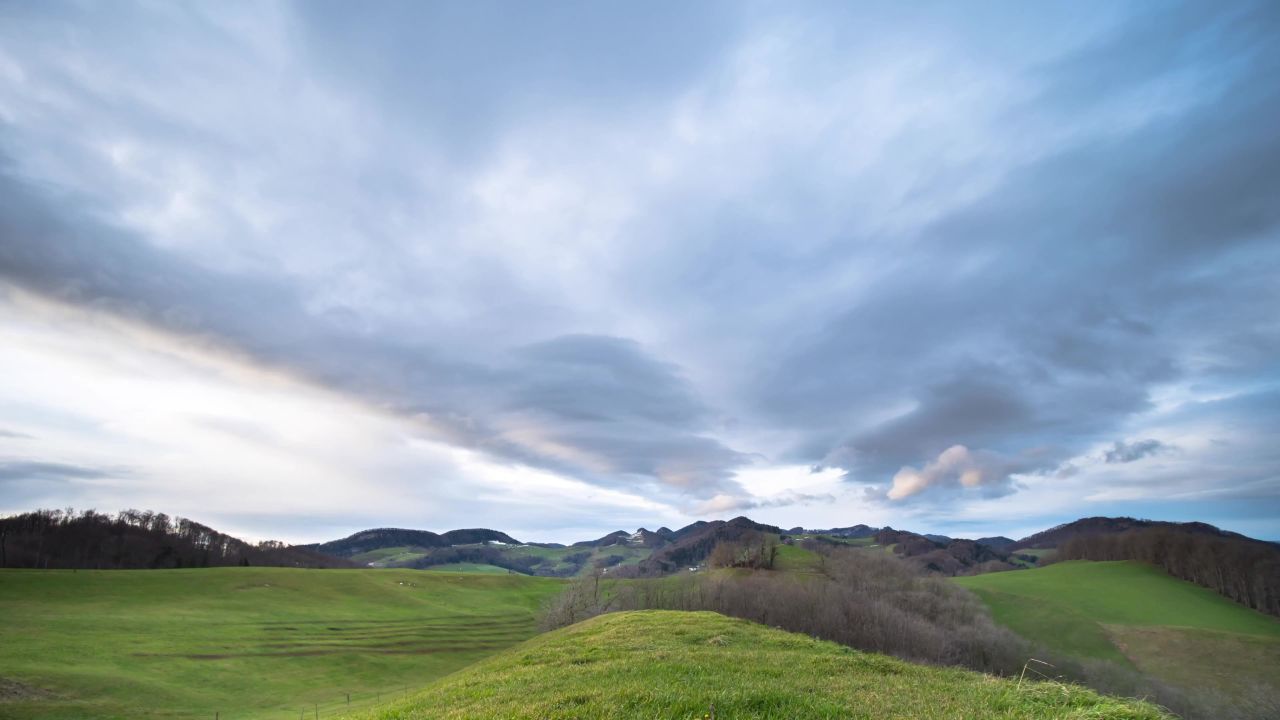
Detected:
[
  {"left": 636, "top": 516, "right": 783, "bottom": 575},
  {"left": 9, "top": 507, "right": 1271, "bottom": 584},
  {"left": 1009, "top": 516, "right": 1258, "bottom": 551},
  {"left": 305, "top": 516, "right": 1272, "bottom": 578},
  {"left": 806, "top": 524, "right": 879, "bottom": 539},
  {"left": 569, "top": 527, "right": 673, "bottom": 549},
  {"left": 308, "top": 527, "right": 521, "bottom": 557}
]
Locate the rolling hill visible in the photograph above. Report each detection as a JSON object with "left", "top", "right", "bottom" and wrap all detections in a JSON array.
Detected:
[
  {"left": 956, "top": 560, "right": 1280, "bottom": 718},
  {"left": 304, "top": 514, "right": 1278, "bottom": 590},
  {"left": 1008, "top": 517, "right": 1258, "bottom": 551},
  {"left": 309, "top": 517, "right": 791, "bottom": 578},
  {"left": 796, "top": 526, "right": 1039, "bottom": 575},
  {"left": 0, "top": 567, "right": 563, "bottom": 719},
  {"left": 632, "top": 516, "right": 783, "bottom": 575},
  {"left": 0, "top": 509, "right": 352, "bottom": 570},
  {"left": 350, "top": 610, "right": 1169, "bottom": 720}
]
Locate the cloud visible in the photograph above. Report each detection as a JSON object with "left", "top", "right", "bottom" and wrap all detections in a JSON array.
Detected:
[
  {"left": 885, "top": 445, "right": 1038, "bottom": 502},
  {"left": 0, "top": 1, "right": 1277, "bottom": 538},
  {"left": 746, "top": 0, "right": 1280, "bottom": 500},
  {"left": 1104, "top": 439, "right": 1170, "bottom": 464},
  {"left": 0, "top": 460, "right": 119, "bottom": 483},
  {"left": 0, "top": 429, "right": 32, "bottom": 439},
  {"left": 0, "top": 165, "right": 747, "bottom": 504},
  {"left": 693, "top": 490, "right": 836, "bottom": 516},
  {"left": 293, "top": 1, "right": 743, "bottom": 161}
]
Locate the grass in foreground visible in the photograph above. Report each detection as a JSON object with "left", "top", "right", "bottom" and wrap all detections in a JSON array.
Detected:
[
  {"left": 0, "top": 567, "right": 563, "bottom": 719},
  {"left": 355, "top": 610, "right": 1170, "bottom": 720}
]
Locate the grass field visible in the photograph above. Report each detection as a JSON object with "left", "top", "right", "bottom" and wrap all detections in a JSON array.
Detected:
[
  {"left": 420, "top": 563, "right": 518, "bottom": 574},
  {"left": 771, "top": 542, "right": 822, "bottom": 573},
  {"left": 1016, "top": 548, "right": 1057, "bottom": 561},
  {"left": 354, "top": 610, "right": 1169, "bottom": 720},
  {"left": 955, "top": 561, "right": 1280, "bottom": 713},
  {"left": 791, "top": 534, "right": 879, "bottom": 547},
  {"left": 955, "top": 561, "right": 1280, "bottom": 646},
  {"left": 510, "top": 543, "right": 652, "bottom": 576},
  {"left": 352, "top": 542, "right": 652, "bottom": 577},
  {"left": 349, "top": 547, "right": 434, "bottom": 567},
  {"left": 0, "top": 567, "right": 563, "bottom": 719}
]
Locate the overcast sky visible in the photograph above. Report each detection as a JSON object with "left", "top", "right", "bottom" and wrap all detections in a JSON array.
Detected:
[{"left": 1, "top": 1, "right": 1277, "bottom": 544}]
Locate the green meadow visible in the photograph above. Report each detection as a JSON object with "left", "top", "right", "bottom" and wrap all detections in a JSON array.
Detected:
[
  {"left": 0, "top": 567, "right": 563, "bottom": 719},
  {"left": 4, "top": 557, "right": 1273, "bottom": 720},
  {"left": 955, "top": 561, "right": 1280, "bottom": 709},
  {"left": 351, "top": 542, "right": 652, "bottom": 577},
  {"left": 420, "top": 563, "right": 518, "bottom": 575},
  {"left": 769, "top": 542, "right": 823, "bottom": 572},
  {"left": 355, "top": 610, "right": 1169, "bottom": 720}
]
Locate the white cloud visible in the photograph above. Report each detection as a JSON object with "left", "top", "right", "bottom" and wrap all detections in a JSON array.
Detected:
[
  {"left": 0, "top": 288, "right": 677, "bottom": 542},
  {"left": 887, "top": 445, "right": 1026, "bottom": 501}
]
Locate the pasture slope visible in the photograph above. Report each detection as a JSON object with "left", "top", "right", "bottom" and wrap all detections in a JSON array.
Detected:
[
  {"left": 0, "top": 567, "right": 562, "bottom": 719},
  {"left": 353, "top": 610, "right": 1167, "bottom": 720},
  {"left": 350, "top": 542, "right": 652, "bottom": 577},
  {"left": 421, "top": 562, "right": 517, "bottom": 575},
  {"left": 955, "top": 561, "right": 1280, "bottom": 713}
]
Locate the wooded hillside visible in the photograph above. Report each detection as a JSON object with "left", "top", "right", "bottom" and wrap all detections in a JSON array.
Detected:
[{"left": 0, "top": 509, "right": 351, "bottom": 569}]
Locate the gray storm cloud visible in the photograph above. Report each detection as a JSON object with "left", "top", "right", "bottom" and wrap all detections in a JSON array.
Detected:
[
  {"left": 1104, "top": 439, "right": 1170, "bottom": 464},
  {"left": 0, "top": 461, "right": 118, "bottom": 483},
  {"left": 0, "top": 0, "right": 1278, "bottom": 533}
]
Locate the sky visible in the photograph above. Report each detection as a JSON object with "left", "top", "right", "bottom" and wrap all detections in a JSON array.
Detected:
[{"left": 1, "top": 1, "right": 1277, "bottom": 544}]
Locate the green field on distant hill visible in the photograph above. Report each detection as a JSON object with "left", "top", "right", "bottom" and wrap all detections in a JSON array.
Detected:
[
  {"left": 420, "top": 562, "right": 518, "bottom": 574},
  {"left": 350, "top": 542, "right": 651, "bottom": 576},
  {"left": 770, "top": 542, "right": 823, "bottom": 572},
  {"left": 353, "top": 610, "right": 1168, "bottom": 720},
  {"left": 955, "top": 561, "right": 1280, "bottom": 712},
  {"left": 0, "top": 567, "right": 563, "bottom": 719}
]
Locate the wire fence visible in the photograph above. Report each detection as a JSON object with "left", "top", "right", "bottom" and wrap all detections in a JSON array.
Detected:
[{"left": 284, "top": 686, "right": 413, "bottom": 720}]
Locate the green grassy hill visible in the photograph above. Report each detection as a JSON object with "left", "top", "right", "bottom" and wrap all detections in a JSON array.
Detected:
[
  {"left": 955, "top": 561, "right": 1280, "bottom": 712},
  {"left": 0, "top": 567, "right": 563, "bottom": 719},
  {"left": 352, "top": 610, "right": 1168, "bottom": 720},
  {"left": 351, "top": 542, "right": 651, "bottom": 576},
  {"left": 421, "top": 562, "right": 519, "bottom": 574},
  {"left": 769, "top": 542, "right": 823, "bottom": 572}
]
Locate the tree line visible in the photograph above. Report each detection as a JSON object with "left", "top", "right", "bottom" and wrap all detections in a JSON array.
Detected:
[
  {"left": 707, "top": 529, "right": 779, "bottom": 570},
  {"left": 0, "top": 509, "right": 350, "bottom": 569},
  {"left": 1058, "top": 527, "right": 1280, "bottom": 617}
]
